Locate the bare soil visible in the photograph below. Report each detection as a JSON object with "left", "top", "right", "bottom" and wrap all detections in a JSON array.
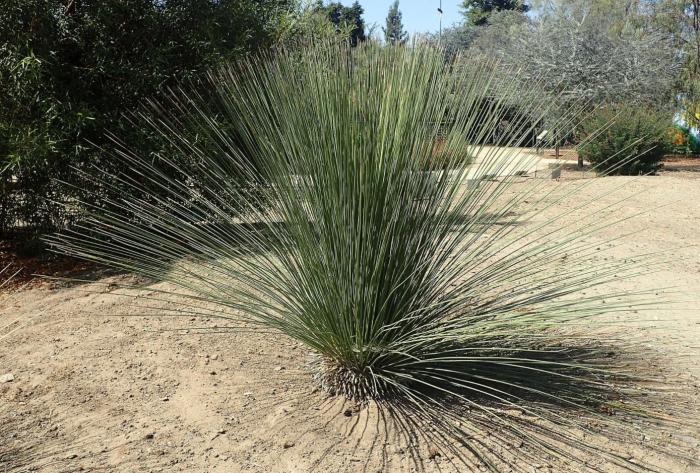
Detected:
[{"left": 1, "top": 170, "right": 699, "bottom": 472}]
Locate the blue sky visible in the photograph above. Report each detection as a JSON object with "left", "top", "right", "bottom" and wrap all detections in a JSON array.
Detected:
[{"left": 350, "top": 1, "right": 463, "bottom": 36}]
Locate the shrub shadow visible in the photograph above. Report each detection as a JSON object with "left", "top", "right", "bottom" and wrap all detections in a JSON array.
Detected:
[{"left": 368, "top": 342, "right": 699, "bottom": 472}]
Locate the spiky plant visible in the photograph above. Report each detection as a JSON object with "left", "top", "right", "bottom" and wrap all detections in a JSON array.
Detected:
[{"left": 50, "top": 44, "right": 696, "bottom": 470}]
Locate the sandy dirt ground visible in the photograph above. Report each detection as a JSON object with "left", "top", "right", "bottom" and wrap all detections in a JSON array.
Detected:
[{"left": 1, "top": 166, "right": 699, "bottom": 473}]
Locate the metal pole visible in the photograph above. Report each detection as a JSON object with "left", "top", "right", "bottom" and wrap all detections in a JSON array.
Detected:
[{"left": 438, "top": 0, "right": 443, "bottom": 42}]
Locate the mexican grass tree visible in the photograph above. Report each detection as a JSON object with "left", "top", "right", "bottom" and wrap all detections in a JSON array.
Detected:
[{"left": 49, "top": 44, "right": 697, "bottom": 470}]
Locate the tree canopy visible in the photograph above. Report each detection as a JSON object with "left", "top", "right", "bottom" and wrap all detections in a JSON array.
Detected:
[
  {"left": 313, "top": 1, "right": 366, "bottom": 46},
  {"left": 461, "top": 0, "right": 529, "bottom": 26},
  {"left": 443, "top": 1, "right": 682, "bottom": 113},
  {"left": 0, "top": 0, "right": 294, "bottom": 234},
  {"left": 500, "top": 7, "right": 679, "bottom": 109},
  {"left": 384, "top": 1, "right": 408, "bottom": 45}
]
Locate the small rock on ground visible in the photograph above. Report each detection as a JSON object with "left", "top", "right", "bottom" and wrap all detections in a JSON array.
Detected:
[{"left": 0, "top": 373, "right": 14, "bottom": 383}]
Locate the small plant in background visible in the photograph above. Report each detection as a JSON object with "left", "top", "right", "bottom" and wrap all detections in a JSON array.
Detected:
[
  {"left": 50, "top": 44, "right": 696, "bottom": 470},
  {"left": 578, "top": 104, "right": 672, "bottom": 175},
  {"left": 669, "top": 124, "right": 700, "bottom": 155}
]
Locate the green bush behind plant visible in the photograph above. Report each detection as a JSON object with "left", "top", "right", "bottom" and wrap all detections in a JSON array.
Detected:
[
  {"left": 578, "top": 105, "right": 672, "bottom": 175},
  {"left": 0, "top": 0, "right": 279, "bottom": 234},
  {"left": 0, "top": 0, "right": 344, "bottom": 237}
]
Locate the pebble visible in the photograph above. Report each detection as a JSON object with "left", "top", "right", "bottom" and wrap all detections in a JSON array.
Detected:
[
  {"left": 0, "top": 373, "right": 14, "bottom": 383},
  {"left": 283, "top": 440, "right": 295, "bottom": 449},
  {"left": 427, "top": 446, "right": 441, "bottom": 459}
]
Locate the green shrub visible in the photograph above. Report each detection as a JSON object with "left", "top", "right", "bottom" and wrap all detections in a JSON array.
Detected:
[
  {"left": 0, "top": 0, "right": 295, "bottom": 236},
  {"left": 578, "top": 105, "right": 671, "bottom": 175}
]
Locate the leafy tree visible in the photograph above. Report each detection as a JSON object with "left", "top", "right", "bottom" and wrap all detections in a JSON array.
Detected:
[
  {"left": 461, "top": 0, "right": 529, "bottom": 26},
  {"left": 436, "top": 2, "right": 679, "bottom": 163},
  {"left": 683, "top": 1, "right": 700, "bottom": 127},
  {"left": 383, "top": 1, "right": 408, "bottom": 45},
  {"left": 534, "top": 0, "right": 699, "bottom": 130},
  {"left": 467, "top": 9, "right": 528, "bottom": 53},
  {"left": 491, "top": 5, "right": 679, "bottom": 110},
  {"left": 653, "top": 0, "right": 700, "bottom": 129},
  {"left": 313, "top": 1, "right": 366, "bottom": 46},
  {"left": 438, "top": 1, "right": 528, "bottom": 57},
  {"left": 432, "top": 23, "right": 477, "bottom": 58},
  {"left": 0, "top": 0, "right": 292, "bottom": 236},
  {"left": 278, "top": 1, "right": 355, "bottom": 46}
]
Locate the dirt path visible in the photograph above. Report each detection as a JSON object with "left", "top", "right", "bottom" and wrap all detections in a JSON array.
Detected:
[{"left": 1, "top": 170, "right": 699, "bottom": 472}]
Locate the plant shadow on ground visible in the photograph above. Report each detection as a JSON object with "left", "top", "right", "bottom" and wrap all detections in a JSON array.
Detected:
[
  {"left": 161, "top": 213, "right": 523, "bottom": 267},
  {"left": 445, "top": 210, "right": 522, "bottom": 230},
  {"left": 554, "top": 158, "right": 700, "bottom": 176},
  {"left": 327, "top": 341, "right": 699, "bottom": 473},
  {"left": 0, "top": 237, "right": 124, "bottom": 292},
  {"left": 25, "top": 209, "right": 525, "bottom": 310}
]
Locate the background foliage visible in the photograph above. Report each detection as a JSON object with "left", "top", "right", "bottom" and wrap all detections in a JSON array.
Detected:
[
  {"left": 0, "top": 0, "right": 366, "bottom": 238},
  {"left": 2, "top": 0, "right": 700, "bottom": 242},
  {"left": 310, "top": 0, "right": 366, "bottom": 46},
  {"left": 578, "top": 104, "right": 672, "bottom": 175},
  {"left": 437, "top": 0, "right": 693, "bottom": 162},
  {"left": 443, "top": 2, "right": 680, "bottom": 109},
  {"left": 460, "top": 0, "right": 529, "bottom": 26}
]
